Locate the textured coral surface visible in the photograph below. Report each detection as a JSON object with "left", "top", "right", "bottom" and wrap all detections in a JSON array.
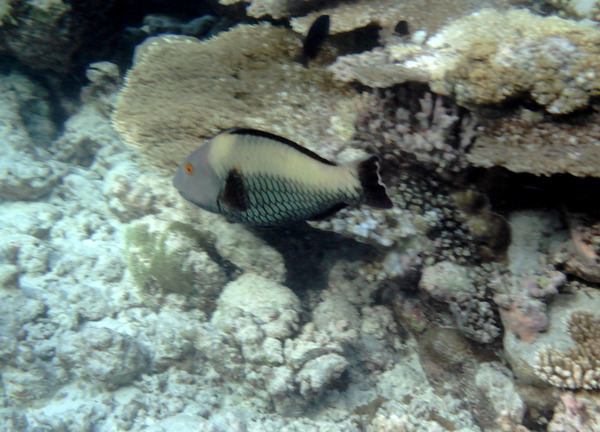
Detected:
[
  {"left": 113, "top": 23, "right": 358, "bottom": 173},
  {"left": 330, "top": 8, "right": 600, "bottom": 114}
]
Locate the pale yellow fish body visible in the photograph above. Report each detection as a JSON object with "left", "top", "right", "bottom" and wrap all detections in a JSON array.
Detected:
[{"left": 173, "top": 129, "right": 392, "bottom": 226}]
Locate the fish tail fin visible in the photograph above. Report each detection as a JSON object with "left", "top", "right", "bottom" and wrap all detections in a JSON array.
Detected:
[{"left": 355, "top": 155, "right": 393, "bottom": 209}]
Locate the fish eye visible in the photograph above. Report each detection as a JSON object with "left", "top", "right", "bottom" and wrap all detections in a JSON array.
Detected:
[{"left": 185, "top": 162, "right": 194, "bottom": 175}]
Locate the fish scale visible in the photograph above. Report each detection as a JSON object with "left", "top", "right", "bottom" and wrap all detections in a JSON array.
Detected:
[{"left": 220, "top": 172, "right": 353, "bottom": 225}]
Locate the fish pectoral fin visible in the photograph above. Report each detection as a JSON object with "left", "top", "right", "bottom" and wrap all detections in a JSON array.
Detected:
[
  {"left": 308, "top": 203, "right": 347, "bottom": 221},
  {"left": 220, "top": 169, "right": 250, "bottom": 211}
]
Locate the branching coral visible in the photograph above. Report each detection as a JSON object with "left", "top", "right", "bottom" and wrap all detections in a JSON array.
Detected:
[
  {"left": 535, "top": 311, "right": 600, "bottom": 390},
  {"left": 329, "top": 8, "right": 600, "bottom": 114},
  {"left": 352, "top": 87, "right": 475, "bottom": 180},
  {"left": 312, "top": 85, "right": 499, "bottom": 260},
  {"left": 113, "top": 23, "right": 358, "bottom": 173}
]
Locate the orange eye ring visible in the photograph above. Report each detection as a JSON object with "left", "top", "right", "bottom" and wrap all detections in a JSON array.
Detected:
[{"left": 184, "top": 162, "right": 194, "bottom": 175}]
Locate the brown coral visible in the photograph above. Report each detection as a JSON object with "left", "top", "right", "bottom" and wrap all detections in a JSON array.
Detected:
[
  {"left": 329, "top": 8, "right": 600, "bottom": 114},
  {"left": 113, "top": 23, "right": 358, "bottom": 173},
  {"left": 535, "top": 311, "right": 600, "bottom": 390},
  {"left": 466, "top": 109, "right": 600, "bottom": 177},
  {"left": 291, "top": 0, "right": 507, "bottom": 35}
]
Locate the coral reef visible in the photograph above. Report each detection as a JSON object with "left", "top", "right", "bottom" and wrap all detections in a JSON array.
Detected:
[
  {"left": 291, "top": 0, "right": 507, "bottom": 35},
  {"left": 213, "top": 222, "right": 287, "bottom": 282},
  {"left": 57, "top": 327, "right": 149, "bottom": 390},
  {"left": 419, "top": 261, "right": 501, "bottom": 343},
  {"left": 352, "top": 88, "right": 475, "bottom": 180},
  {"left": 312, "top": 85, "right": 498, "bottom": 264},
  {"left": 467, "top": 108, "right": 600, "bottom": 177},
  {"left": 136, "top": 13, "right": 220, "bottom": 39},
  {"left": 81, "top": 61, "right": 122, "bottom": 118},
  {"left": 222, "top": 0, "right": 317, "bottom": 20},
  {"left": 547, "top": 0, "right": 600, "bottom": 20},
  {"left": 212, "top": 273, "right": 301, "bottom": 340},
  {"left": 419, "top": 326, "right": 474, "bottom": 371},
  {"left": 329, "top": 8, "right": 600, "bottom": 114},
  {"left": 491, "top": 211, "right": 564, "bottom": 346},
  {"left": 9, "top": 0, "right": 600, "bottom": 429},
  {"left": 224, "top": 0, "right": 507, "bottom": 35},
  {"left": 474, "top": 362, "right": 526, "bottom": 431},
  {"left": 535, "top": 311, "right": 600, "bottom": 390},
  {"left": 552, "top": 214, "right": 600, "bottom": 282},
  {"left": 0, "top": 0, "right": 121, "bottom": 73},
  {"left": 547, "top": 392, "right": 600, "bottom": 432},
  {"left": 0, "top": 70, "right": 65, "bottom": 201},
  {"left": 504, "top": 284, "right": 600, "bottom": 390},
  {"left": 113, "top": 23, "right": 358, "bottom": 173},
  {"left": 124, "top": 216, "right": 227, "bottom": 309}
]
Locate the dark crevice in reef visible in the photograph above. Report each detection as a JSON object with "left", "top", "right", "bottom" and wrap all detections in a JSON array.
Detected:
[{"left": 469, "top": 167, "right": 600, "bottom": 217}]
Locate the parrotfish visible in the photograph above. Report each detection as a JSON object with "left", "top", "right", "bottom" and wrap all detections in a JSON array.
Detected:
[{"left": 173, "top": 128, "right": 393, "bottom": 226}]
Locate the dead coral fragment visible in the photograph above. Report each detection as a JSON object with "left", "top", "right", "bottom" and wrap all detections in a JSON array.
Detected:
[
  {"left": 535, "top": 311, "right": 600, "bottom": 390},
  {"left": 113, "top": 24, "right": 357, "bottom": 173},
  {"left": 329, "top": 8, "right": 600, "bottom": 114}
]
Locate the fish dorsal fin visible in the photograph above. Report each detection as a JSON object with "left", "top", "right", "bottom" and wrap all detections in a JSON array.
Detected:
[
  {"left": 220, "top": 168, "right": 250, "bottom": 211},
  {"left": 226, "top": 128, "right": 337, "bottom": 166}
]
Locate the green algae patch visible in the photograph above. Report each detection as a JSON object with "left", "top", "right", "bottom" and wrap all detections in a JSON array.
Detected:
[{"left": 124, "top": 218, "right": 227, "bottom": 309}]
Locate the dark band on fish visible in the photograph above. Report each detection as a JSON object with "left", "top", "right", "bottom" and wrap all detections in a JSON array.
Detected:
[
  {"left": 221, "top": 168, "right": 250, "bottom": 211},
  {"left": 227, "top": 128, "right": 336, "bottom": 166}
]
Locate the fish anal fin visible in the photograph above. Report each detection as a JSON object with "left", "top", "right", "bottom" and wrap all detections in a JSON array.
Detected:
[
  {"left": 221, "top": 169, "right": 250, "bottom": 211},
  {"left": 357, "top": 156, "right": 393, "bottom": 209},
  {"left": 308, "top": 203, "right": 347, "bottom": 221}
]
